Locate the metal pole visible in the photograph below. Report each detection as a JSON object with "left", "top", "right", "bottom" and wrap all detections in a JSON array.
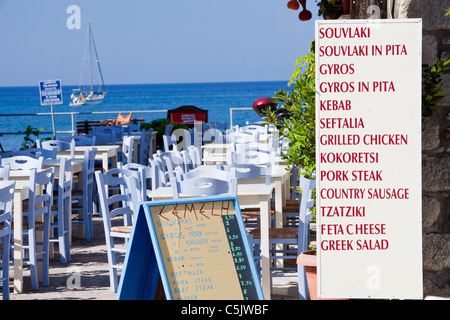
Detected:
[{"left": 51, "top": 104, "right": 56, "bottom": 139}]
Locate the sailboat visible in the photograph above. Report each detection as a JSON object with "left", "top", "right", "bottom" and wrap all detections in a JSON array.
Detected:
[{"left": 70, "top": 22, "right": 107, "bottom": 107}]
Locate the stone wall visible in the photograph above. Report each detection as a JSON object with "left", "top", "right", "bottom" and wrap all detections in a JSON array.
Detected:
[
  {"left": 350, "top": 0, "right": 450, "bottom": 298},
  {"left": 398, "top": 0, "right": 450, "bottom": 298}
]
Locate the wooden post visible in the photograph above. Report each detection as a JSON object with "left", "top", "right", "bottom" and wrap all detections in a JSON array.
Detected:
[{"left": 351, "top": 0, "right": 387, "bottom": 19}]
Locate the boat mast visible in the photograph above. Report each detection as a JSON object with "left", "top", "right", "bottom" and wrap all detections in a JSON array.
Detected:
[
  {"left": 88, "top": 22, "right": 93, "bottom": 92},
  {"left": 89, "top": 23, "right": 105, "bottom": 92}
]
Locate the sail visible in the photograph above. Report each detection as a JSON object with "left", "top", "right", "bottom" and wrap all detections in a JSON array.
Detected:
[{"left": 70, "top": 22, "right": 107, "bottom": 106}]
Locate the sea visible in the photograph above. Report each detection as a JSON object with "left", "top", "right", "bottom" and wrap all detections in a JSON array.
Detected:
[{"left": 0, "top": 81, "right": 289, "bottom": 151}]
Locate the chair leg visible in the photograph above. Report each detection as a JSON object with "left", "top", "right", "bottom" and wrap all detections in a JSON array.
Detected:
[
  {"left": 63, "top": 199, "right": 71, "bottom": 262},
  {"left": 105, "top": 237, "right": 118, "bottom": 293},
  {"left": 57, "top": 215, "right": 67, "bottom": 264},
  {"left": 42, "top": 214, "right": 50, "bottom": 287},
  {"left": 28, "top": 229, "right": 39, "bottom": 291},
  {"left": 83, "top": 193, "right": 93, "bottom": 243},
  {"left": 1, "top": 241, "right": 10, "bottom": 300}
]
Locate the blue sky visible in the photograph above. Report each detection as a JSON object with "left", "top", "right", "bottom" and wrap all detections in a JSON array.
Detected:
[{"left": 0, "top": 0, "right": 320, "bottom": 87}]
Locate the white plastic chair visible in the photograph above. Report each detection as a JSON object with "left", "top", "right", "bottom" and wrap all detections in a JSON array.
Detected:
[
  {"left": 0, "top": 180, "right": 15, "bottom": 300},
  {"left": 95, "top": 168, "right": 140, "bottom": 292}
]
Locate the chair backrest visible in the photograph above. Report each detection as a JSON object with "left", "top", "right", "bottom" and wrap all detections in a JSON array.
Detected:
[
  {"left": 122, "top": 135, "right": 136, "bottom": 164},
  {"left": 0, "top": 180, "right": 15, "bottom": 240},
  {"left": 28, "top": 148, "right": 57, "bottom": 159},
  {"left": 118, "top": 162, "right": 155, "bottom": 202},
  {"left": 203, "top": 128, "right": 224, "bottom": 144},
  {"left": 225, "top": 131, "right": 256, "bottom": 144},
  {"left": 149, "top": 158, "right": 168, "bottom": 189},
  {"left": 178, "top": 166, "right": 236, "bottom": 183},
  {"left": 86, "top": 132, "right": 112, "bottom": 145},
  {"left": 116, "top": 123, "right": 140, "bottom": 135},
  {"left": 164, "top": 124, "right": 174, "bottom": 136},
  {"left": 61, "top": 135, "right": 96, "bottom": 146},
  {"left": 91, "top": 127, "right": 118, "bottom": 144},
  {"left": 114, "top": 112, "right": 132, "bottom": 125},
  {"left": 95, "top": 168, "right": 139, "bottom": 231},
  {"left": 82, "top": 147, "right": 97, "bottom": 201},
  {"left": 228, "top": 149, "right": 275, "bottom": 165},
  {"left": 297, "top": 176, "right": 316, "bottom": 253},
  {"left": 170, "top": 174, "right": 237, "bottom": 199},
  {"left": 54, "top": 157, "right": 73, "bottom": 207},
  {"left": 0, "top": 165, "right": 10, "bottom": 181},
  {"left": 217, "top": 163, "right": 271, "bottom": 185},
  {"left": 40, "top": 139, "right": 75, "bottom": 158},
  {"left": 154, "top": 150, "right": 184, "bottom": 173},
  {"left": 0, "top": 155, "right": 44, "bottom": 170},
  {"left": 162, "top": 134, "right": 177, "bottom": 152},
  {"left": 139, "top": 129, "right": 153, "bottom": 166},
  {"left": 207, "top": 121, "right": 228, "bottom": 131},
  {"left": 188, "top": 145, "right": 201, "bottom": 169},
  {"left": 27, "top": 167, "right": 55, "bottom": 225},
  {"left": 1, "top": 150, "right": 39, "bottom": 158},
  {"left": 240, "top": 124, "right": 269, "bottom": 134}
]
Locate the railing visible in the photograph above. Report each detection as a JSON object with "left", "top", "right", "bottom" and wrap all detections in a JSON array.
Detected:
[
  {"left": 0, "top": 108, "right": 257, "bottom": 151},
  {"left": 0, "top": 109, "right": 168, "bottom": 137},
  {"left": 229, "top": 107, "right": 252, "bottom": 128}
]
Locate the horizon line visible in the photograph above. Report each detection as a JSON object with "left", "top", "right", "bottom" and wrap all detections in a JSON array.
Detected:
[{"left": 0, "top": 79, "right": 290, "bottom": 89}]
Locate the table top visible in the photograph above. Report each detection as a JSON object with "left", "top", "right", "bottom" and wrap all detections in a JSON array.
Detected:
[{"left": 151, "top": 182, "right": 273, "bottom": 199}]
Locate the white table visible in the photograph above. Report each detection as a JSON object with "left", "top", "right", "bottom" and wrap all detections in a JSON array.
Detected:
[
  {"left": 195, "top": 163, "right": 291, "bottom": 228},
  {"left": 58, "top": 145, "right": 119, "bottom": 172},
  {"left": 150, "top": 182, "right": 275, "bottom": 299},
  {"left": 9, "top": 159, "right": 85, "bottom": 293}
]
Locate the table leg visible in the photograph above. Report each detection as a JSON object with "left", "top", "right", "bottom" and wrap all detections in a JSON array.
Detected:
[
  {"left": 13, "top": 190, "right": 23, "bottom": 294},
  {"left": 259, "top": 196, "right": 272, "bottom": 300}
]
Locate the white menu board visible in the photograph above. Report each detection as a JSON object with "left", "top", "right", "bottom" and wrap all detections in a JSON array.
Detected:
[{"left": 315, "top": 19, "right": 423, "bottom": 299}]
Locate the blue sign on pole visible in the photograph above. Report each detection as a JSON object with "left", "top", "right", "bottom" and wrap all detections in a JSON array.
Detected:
[{"left": 39, "top": 79, "right": 63, "bottom": 106}]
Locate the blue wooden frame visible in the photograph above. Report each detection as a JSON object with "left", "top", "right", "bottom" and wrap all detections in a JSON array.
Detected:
[{"left": 117, "top": 195, "right": 264, "bottom": 300}]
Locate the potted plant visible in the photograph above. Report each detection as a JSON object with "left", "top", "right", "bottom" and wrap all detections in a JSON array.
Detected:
[
  {"left": 272, "top": 42, "right": 320, "bottom": 299},
  {"left": 272, "top": 42, "right": 346, "bottom": 300},
  {"left": 315, "top": 0, "right": 349, "bottom": 19}
]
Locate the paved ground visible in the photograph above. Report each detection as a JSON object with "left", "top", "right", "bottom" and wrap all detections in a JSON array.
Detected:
[{"left": 8, "top": 216, "right": 299, "bottom": 300}]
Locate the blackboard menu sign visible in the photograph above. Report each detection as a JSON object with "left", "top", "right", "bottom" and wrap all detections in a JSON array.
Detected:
[{"left": 117, "top": 195, "right": 264, "bottom": 300}]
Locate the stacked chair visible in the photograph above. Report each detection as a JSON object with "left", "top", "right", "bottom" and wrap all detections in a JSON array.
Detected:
[
  {"left": 0, "top": 181, "right": 15, "bottom": 300},
  {"left": 71, "top": 148, "right": 97, "bottom": 242},
  {"left": 248, "top": 175, "right": 316, "bottom": 300},
  {"left": 95, "top": 167, "right": 141, "bottom": 293}
]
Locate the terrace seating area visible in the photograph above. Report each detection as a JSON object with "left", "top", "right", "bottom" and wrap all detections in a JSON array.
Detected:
[{"left": 0, "top": 119, "right": 315, "bottom": 300}]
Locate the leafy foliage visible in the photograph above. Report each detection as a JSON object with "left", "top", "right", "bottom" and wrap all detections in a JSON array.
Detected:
[
  {"left": 18, "top": 125, "right": 49, "bottom": 150},
  {"left": 422, "top": 57, "right": 450, "bottom": 117},
  {"left": 140, "top": 118, "right": 189, "bottom": 150},
  {"left": 315, "top": 0, "right": 343, "bottom": 19},
  {"left": 273, "top": 42, "right": 316, "bottom": 180}
]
